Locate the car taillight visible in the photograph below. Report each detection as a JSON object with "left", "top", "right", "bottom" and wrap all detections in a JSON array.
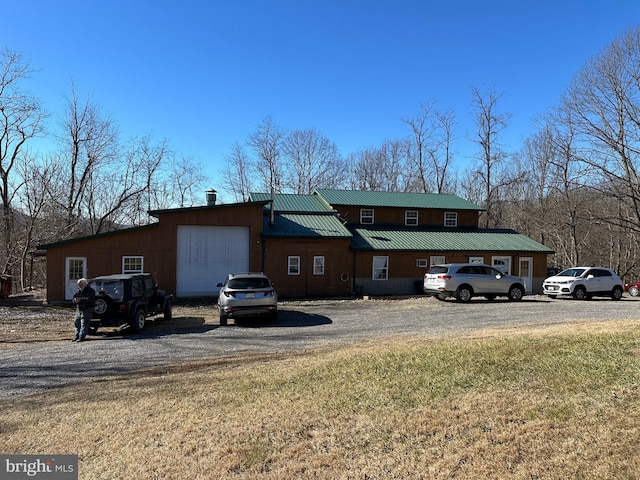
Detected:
[
  {"left": 437, "top": 275, "right": 452, "bottom": 280},
  {"left": 265, "top": 289, "right": 274, "bottom": 297},
  {"left": 223, "top": 291, "right": 235, "bottom": 298},
  {"left": 119, "top": 304, "right": 126, "bottom": 311}
]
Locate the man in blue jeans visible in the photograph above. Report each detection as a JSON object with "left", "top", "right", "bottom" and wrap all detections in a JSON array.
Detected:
[{"left": 72, "top": 278, "right": 95, "bottom": 342}]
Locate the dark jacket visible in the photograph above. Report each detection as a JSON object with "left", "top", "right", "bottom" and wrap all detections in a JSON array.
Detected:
[{"left": 74, "top": 285, "right": 96, "bottom": 310}]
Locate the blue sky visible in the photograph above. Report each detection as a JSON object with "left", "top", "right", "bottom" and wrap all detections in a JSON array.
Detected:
[{"left": 4, "top": 0, "right": 640, "bottom": 194}]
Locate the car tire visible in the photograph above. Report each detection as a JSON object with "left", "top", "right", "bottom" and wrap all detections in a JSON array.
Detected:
[
  {"left": 455, "top": 286, "right": 473, "bottom": 303},
  {"left": 94, "top": 297, "right": 108, "bottom": 315},
  {"left": 508, "top": 285, "right": 524, "bottom": 301},
  {"left": 573, "top": 286, "right": 587, "bottom": 300},
  {"left": 611, "top": 286, "right": 623, "bottom": 301},
  {"left": 88, "top": 325, "right": 99, "bottom": 335},
  {"left": 220, "top": 313, "right": 228, "bottom": 326},
  {"left": 548, "top": 295, "right": 557, "bottom": 299},
  {"left": 129, "top": 309, "right": 146, "bottom": 333},
  {"left": 163, "top": 299, "right": 172, "bottom": 320},
  {"left": 629, "top": 285, "right": 639, "bottom": 297}
]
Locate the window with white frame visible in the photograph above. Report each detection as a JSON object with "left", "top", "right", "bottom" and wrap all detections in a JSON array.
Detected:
[
  {"left": 469, "top": 256, "right": 484, "bottom": 264},
  {"left": 122, "top": 256, "right": 144, "bottom": 274},
  {"left": 444, "top": 211, "right": 458, "bottom": 227},
  {"left": 360, "top": 208, "right": 374, "bottom": 224},
  {"left": 416, "top": 258, "right": 428, "bottom": 268},
  {"left": 288, "top": 256, "right": 301, "bottom": 275},
  {"left": 372, "top": 256, "right": 389, "bottom": 280},
  {"left": 430, "top": 255, "right": 445, "bottom": 266},
  {"left": 313, "top": 256, "right": 325, "bottom": 275},
  {"left": 405, "top": 210, "right": 418, "bottom": 226}
]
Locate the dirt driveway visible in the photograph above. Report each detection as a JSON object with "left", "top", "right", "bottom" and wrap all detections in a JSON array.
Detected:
[{"left": 1, "top": 293, "right": 639, "bottom": 401}]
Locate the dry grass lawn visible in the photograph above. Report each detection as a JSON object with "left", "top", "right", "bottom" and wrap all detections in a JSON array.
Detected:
[{"left": 1, "top": 320, "right": 639, "bottom": 479}]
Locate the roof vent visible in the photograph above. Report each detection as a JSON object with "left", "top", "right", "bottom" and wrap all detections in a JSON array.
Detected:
[{"left": 206, "top": 189, "right": 217, "bottom": 206}]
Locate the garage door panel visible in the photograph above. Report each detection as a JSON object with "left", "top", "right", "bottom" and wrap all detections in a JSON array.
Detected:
[{"left": 176, "top": 226, "right": 249, "bottom": 296}]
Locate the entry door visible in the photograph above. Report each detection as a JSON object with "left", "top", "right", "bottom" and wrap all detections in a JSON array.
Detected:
[
  {"left": 65, "top": 257, "right": 87, "bottom": 300},
  {"left": 519, "top": 257, "right": 533, "bottom": 293}
]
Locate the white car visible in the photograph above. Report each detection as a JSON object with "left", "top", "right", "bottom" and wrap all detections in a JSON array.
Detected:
[{"left": 542, "top": 267, "right": 623, "bottom": 300}]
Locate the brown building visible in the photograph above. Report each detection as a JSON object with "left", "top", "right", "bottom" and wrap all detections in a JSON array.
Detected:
[{"left": 39, "top": 189, "right": 554, "bottom": 302}]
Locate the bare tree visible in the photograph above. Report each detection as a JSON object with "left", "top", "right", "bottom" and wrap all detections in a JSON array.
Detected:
[
  {"left": 168, "top": 155, "right": 207, "bottom": 208},
  {"left": 466, "top": 85, "right": 516, "bottom": 228},
  {"left": 247, "top": 116, "right": 285, "bottom": 194},
  {"left": 55, "top": 82, "right": 118, "bottom": 237},
  {"left": 282, "top": 128, "right": 343, "bottom": 194},
  {"left": 0, "top": 48, "right": 47, "bottom": 275},
  {"left": 403, "top": 101, "right": 456, "bottom": 193},
  {"left": 223, "top": 141, "right": 253, "bottom": 202}
]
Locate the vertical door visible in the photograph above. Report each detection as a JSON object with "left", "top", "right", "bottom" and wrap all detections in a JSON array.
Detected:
[
  {"left": 65, "top": 257, "right": 87, "bottom": 300},
  {"left": 519, "top": 257, "right": 533, "bottom": 293}
]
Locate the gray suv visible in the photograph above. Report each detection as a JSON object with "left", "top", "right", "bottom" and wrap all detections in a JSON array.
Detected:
[
  {"left": 423, "top": 263, "right": 525, "bottom": 302},
  {"left": 216, "top": 272, "right": 278, "bottom": 325}
]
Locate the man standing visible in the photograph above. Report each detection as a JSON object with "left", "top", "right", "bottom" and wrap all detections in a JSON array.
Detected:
[{"left": 72, "top": 278, "right": 95, "bottom": 342}]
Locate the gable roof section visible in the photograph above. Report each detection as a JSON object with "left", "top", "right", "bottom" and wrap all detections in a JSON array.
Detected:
[
  {"left": 314, "top": 189, "right": 484, "bottom": 211},
  {"left": 262, "top": 213, "right": 352, "bottom": 238},
  {"left": 350, "top": 225, "right": 554, "bottom": 253},
  {"left": 38, "top": 223, "right": 160, "bottom": 250},
  {"left": 249, "top": 193, "right": 334, "bottom": 212}
]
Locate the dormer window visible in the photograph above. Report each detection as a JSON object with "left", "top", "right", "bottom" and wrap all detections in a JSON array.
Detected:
[
  {"left": 444, "top": 212, "right": 457, "bottom": 227},
  {"left": 360, "top": 208, "right": 374, "bottom": 224},
  {"left": 405, "top": 210, "right": 418, "bottom": 226}
]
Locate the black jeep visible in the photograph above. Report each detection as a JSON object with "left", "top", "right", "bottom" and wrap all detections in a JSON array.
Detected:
[{"left": 87, "top": 273, "right": 173, "bottom": 334}]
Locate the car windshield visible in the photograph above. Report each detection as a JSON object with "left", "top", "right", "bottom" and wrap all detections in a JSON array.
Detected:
[
  {"left": 228, "top": 277, "right": 270, "bottom": 289},
  {"left": 557, "top": 268, "right": 586, "bottom": 277},
  {"left": 89, "top": 280, "right": 124, "bottom": 301}
]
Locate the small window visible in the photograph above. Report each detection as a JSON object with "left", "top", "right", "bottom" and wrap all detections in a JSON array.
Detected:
[
  {"left": 288, "top": 256, "right": 300, "bottom": 275},
  {"left": 372, "top": 256, "right": 388, "bottom": 280},
  {"left": 360, "top": 209, "right": 374, "bottom": 224},
  {"left": 444, "top": 212, "right": 457, "bottom": 227},
  {"left": 405, "top": 210, "right": 418, "bottom": 226},
  {"left": 313, "top": 256, "right": 325, "bottom": 275},
  {"left": 123, "top": 256, "right": 144, "bottom": 274},
  {"left": 469, "top": 256, "right": 484, "bottom": 264},
  {"left": 430, "top": 256, "right": 445, "bottom": 266},
  {"left": 417, "top": 258, "right": 428, "bottom": 268}
]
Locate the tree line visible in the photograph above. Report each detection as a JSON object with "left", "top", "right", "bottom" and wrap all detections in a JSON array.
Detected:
[
  {"left": 4, "top": 26, "right": 640, "bottom": 293},
  {"left": 223, "top": 26, "right": 640, "bottom": 282}
]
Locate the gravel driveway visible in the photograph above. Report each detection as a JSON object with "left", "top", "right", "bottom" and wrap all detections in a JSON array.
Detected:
[{"left": 1, "top": 295, "right": 639, "bottom": 401}]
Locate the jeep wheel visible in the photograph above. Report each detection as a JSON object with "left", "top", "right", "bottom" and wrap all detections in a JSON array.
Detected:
[
  {"left": 94, "top": 298, "right": 108, "bottom": 315},
  {"left": 163, "top": 299, "right": 172, "bottom": 320},
  {"left": 508, "top": 285, "right": 524, "bottom": 301},
  {"left": 455, "top": 286, "right": 473, "bottom": 303},
  {"left": 611, "top": 286, "right": 623, "bottom": 301},
  {"left": 220, "top": 313, "right": 228, "bottom": 326},
  {"left": 130, "top": 310, "right": 146, "bottom": 333},
  {"left": 88, "top": 325, "right": 99, "bottom": 335},
  {"left": 573, "top": 286, "right": 587, "bottom": 300}
]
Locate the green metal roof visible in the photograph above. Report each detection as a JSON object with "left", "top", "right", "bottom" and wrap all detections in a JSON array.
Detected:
[
  {"left": 314, "top": 189, "right": 484, "bottom": 210},
  {"left": 262, "top": 213, "right": 352, "bottom": 238},
  {"left": 350, "top": 226, "right": 554, "bottom": 253},
  {"left": 249, "top": 193, "right": 334, "bottom": 212}
]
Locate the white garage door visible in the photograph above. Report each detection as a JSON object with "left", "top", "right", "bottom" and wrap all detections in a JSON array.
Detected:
[{"left": 176, "top": 225, "right": 250, "bottom": 297}]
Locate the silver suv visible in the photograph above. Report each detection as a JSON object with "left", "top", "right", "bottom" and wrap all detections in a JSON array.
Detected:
[
  {"left": 543, "top": 267, "right": 623, "bottom": 300},
  {"left": 423, "top": 263, "right": 525, "bottom": 302},
  {"left": 216, "top": 272, "right": 278, "bottom": 325}
]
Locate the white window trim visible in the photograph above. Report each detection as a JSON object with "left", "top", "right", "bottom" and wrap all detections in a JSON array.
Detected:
[
  {"left": 122, "top": 256, "right": 144, "bottom": 274},
  {"left": 360, "top": 208, "right": 374, "bottom": 224},
  {"left": 444, "top": 211, "right": 457, "bottom": 227},
  {"left": 288, "top": 256, "right": 301, "bottom": 275},
  {"left": 469, "top": 256, "right": 484, "bottom": 264},
  {"left": 313, "top": 256, "right": 325, "bottom": 275},
  {"left": 405, "top": 210, "right": 418, "bottom": 226},
  {"left": 372, "top": 256, "right": 389, "bottom": 281}
]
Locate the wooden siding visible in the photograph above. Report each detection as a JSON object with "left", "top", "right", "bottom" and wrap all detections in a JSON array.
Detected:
[
  {"left": 333, "top": 205, "right": 479, "bottom": 228},
  {"left": 262, "top": 237, "right": 353, "bottom": 297}
]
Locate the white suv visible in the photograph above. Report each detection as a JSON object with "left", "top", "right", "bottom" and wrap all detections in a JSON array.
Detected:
[{"left": 543, "top": 267, "right": 623, "bottom": 300}]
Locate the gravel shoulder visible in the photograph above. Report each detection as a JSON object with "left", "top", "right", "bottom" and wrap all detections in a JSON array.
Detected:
[{"left": 1, "top": 293, "right": 639, "bottom": 401}]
